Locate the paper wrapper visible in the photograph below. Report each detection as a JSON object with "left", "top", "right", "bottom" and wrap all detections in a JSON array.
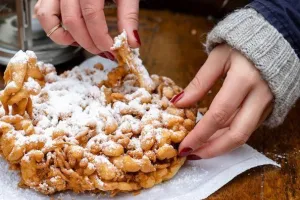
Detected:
[{"left": 0, "top": 57, "right": 280, "bottom": 200}]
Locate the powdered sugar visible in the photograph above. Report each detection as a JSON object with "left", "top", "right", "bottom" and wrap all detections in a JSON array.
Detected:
[
  {"left": 6, "top": 52, "right": 178, "bottom": 165},
  {"left": 9, "top": 50, "right": 29, "bottom": 64},
  {"left": 112, "top": 30, "right": 155, "bottom": 91},
  {"left": 112, "top": 30, "right": 127, "bottom": 49},
  {"left": 128, "top": 137, "right": 142, "bottom": 151},
  {"left": 6, "top": 81, "right": 17, "bottom": 90},
  {"left": 25, "top": 50, "right": 37, "bottom": 59},
  {"left": 0, "top": 36, "right": 196, "bottom": 197},
  {"left": 24, "top": 77, "right": 41, "bottom": 94}
]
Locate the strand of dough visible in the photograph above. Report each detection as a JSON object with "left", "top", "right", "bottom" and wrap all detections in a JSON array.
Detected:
[
  {"left": 0, "top": 51, "right": 44, "bottom": 117},
  {"left": 112, "top": 31, "right": 155, "bottom": 92}
]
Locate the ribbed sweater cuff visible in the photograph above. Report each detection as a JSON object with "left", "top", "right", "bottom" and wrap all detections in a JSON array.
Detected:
[{"left": 206, "top": 8, "right": 300, "bottom": 127}]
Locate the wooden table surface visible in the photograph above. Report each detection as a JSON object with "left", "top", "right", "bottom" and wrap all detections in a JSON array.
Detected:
[{"left": 1, "top": 9, "right": 299, "bottom": 200}]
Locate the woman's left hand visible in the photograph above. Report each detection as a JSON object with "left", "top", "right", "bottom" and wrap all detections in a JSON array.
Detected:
[{"left": 171, "top": 44, "right": 273, "bottom": 160}]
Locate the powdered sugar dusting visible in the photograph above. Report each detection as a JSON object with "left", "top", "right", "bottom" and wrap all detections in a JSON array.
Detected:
[
  {"left": 10, "top": 50, "right": 29, "bottom": 64},
  {"left": 6, "top": 81, "right": 17, "bottom": 90},
  {"left": 0, "top": 34, "right": 198, "bottom": 197},
  {"left": 25, "top": 50, "right": 37, "bottom": 59},
  {"left": 112, "top": 30, "right": 127, "bottom": 49},
  {"left": 112, "top": 30, "right": 155, "bottom": 91},
  {"left": 7, "top": 56, "right": 181, "bottom": 158},
  {"left": 24, "top": 77, "right": 41, "bottom": 94}
]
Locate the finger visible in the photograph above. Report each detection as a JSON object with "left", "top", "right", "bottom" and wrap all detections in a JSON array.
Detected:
[
  {"left": 198, "top": 110, "right": 238, "bottom": 142},
  {"left": 257, "top": 102, "right": 273, "bottom": 128},
  {"left": 173, "top": 44, "right": 231, "bottom": 108},
  {"left": 116, "top": 0, "right": 140, "bottom": 48},
  {"left": 36, "top": 0, "right": 74, "bottom": 45},
  {"left": 61, "top": 0, "right": 100, "bottom": 54},
  {"left": 179, "top": 67, "right": 252, "bottom": 154},
  {"left": 191, "top": 84, "right": 273, "bottom": 159},
  {"left": 79, "top": 0, "right": 114, "bottom": 53},
  {"left": 207, "top": 127, "right": 229, "bottom": 142},
  {"left": 34, "top": 0, "right": 42, "bottom": 16},
  {"left": 186, "top": 127, "right": 229, "bottom": 160}
]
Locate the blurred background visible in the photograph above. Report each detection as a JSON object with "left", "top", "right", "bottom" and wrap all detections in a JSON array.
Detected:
[{"left": 140, "top": 0, "right": 250, "bottom": 17}]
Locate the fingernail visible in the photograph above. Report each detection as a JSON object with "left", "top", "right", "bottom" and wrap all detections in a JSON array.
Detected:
[
  {"left": 98, "top": 52, "right": 108, "bottom": 59},
  {"left": 98, "top": 51, "right": 115, "bottom": 61},
  {"left": 104, "top": 52, "right": 116, "bottom": 61},
  {"left": 70, "top": 42, "right": 79, "bottom": 47},
  {"left": 133, "top": 30, "right": 141, "bottom": 46},
  {"left": 179, "top": 147, "right": 193, "bottom": 157},
  {"left": 187, "top": 154, "right": 202, "bottom": 160},
  {"left": 170, "top": 91, "right": 184, "bottom": 104}
]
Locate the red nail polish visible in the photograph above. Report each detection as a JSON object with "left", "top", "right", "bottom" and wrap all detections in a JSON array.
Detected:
[
  {"left": 99, "top": 52, "right": 115, "bottom": 61},
  {"left": 133, "top": 30, "right": 141, "bottom": 46},
  {"left": 98, "top": 52, "right": 109, "bottom": 59},
  {"left": 187, "top": 154, "right": 202, "bottom": 160},
  {"left": 71, "top": 42, "right": 79, "bottom": 47},
  {"left": 170, "top": 91, "right": 184, "bottom": 104},
  {"left": 179, "top": 147, "right": 193, "bottom": 157},
  {"left": 104, "top": 52, "right": 116, "bottom": 61}
]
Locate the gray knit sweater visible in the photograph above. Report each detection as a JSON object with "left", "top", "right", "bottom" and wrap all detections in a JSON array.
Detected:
[{"left": 206, "top": 8, "right": 300, "bottom": 127}]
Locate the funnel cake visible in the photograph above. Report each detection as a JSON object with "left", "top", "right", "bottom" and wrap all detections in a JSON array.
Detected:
[{"left": 0, "top": 32, "right": 197, "bottom": 196}]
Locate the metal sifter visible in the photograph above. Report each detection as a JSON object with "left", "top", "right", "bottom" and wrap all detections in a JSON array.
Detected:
[{"left": 0, "top": 0, "right": 81, "bottom": 65}]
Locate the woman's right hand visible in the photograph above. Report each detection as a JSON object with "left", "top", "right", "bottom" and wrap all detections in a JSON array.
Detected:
[{"left": 34, "top": 0, "right": 141, "bottom": 60}]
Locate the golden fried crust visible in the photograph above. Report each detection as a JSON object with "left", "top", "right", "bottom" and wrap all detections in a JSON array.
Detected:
[
  {"left": 0, "top": 51, "right": 44, "bottom": 117},
  {"left": 0, "top": 38, "right": 197, "bottom": 196},
  {"left": 112, "top": 31, "right": 156, "bottom": 92}
]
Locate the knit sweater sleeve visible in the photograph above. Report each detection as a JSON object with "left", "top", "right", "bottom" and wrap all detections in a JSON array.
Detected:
[{"left": 206, "top": 8, "right": 300, "bottom": 127}]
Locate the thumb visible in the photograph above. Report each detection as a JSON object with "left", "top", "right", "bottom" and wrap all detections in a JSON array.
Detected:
[
  {"left": 116, "top": 0, "right": 141, "bottom": 48},
  {"left": 172, "top": 44, "right": 232, "bottom": 108}
]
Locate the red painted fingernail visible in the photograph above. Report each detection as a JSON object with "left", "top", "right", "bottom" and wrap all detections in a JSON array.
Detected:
[
  {"left": 71, "top": 42, "right": 79, "bottom": 47},
  {"left": 133, "top": 30, "right": 141, "bottom": 46},
  {"left": 104, "top": 52, "right": 116, "bottom": 61},
  {"left": 99, "top": 52, "right": 116, "bottom": 61},
  {"left": 187, "top": 154, "right": 202, "bottom": 160},
  {"left": 98, "top": 52, "right": 109, "bottom": 59},
  {"left": 170, "top": 91, "right": 184, "bottom": 104},
  {"left": 179, "top": 147, "right": 193, "bottom": 157}
]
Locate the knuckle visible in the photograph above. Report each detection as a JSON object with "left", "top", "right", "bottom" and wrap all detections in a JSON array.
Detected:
[
  {"left": 266, "top": 92, "right": 274, "bottom": 103},
  {"left": 36, "top": 9, "right": 47, "bottom": 19},
  {"left": 121, "top": 11, "right": 139, "bottom": 24},
  {"left": 247, "top": 70, "right": 261, "bottom": 86},
  {"left": 234, "top": 71, "right": 255, "bottom": 86},
  {"left": 262, "top": 85, "right": 273, "bottom": 101},
  {"left": 231, "top": 65, "right": 261, "bottom": 86},
  {"left": 201, "top": 147, "right": 215, "bottom": 158},
  {"left": 95, "top": 44, "right": 106, "bottom": 52},
  {"left": 63, "top": 16, "right": 77, "bottom": 27},
  {"left": 190, "top": 75, "right": 203, "bottom": 90},
  {"left": 229, "top": 131, "right": 249, "bottom": 147},
  {"left": 194, "top": 135, "right": 206, "bottom": 146},
  {"left": 211, "top": 109, "right": 228, "bottom": 126},
  {"left": 85, "top": 46, "right": 100, "bottom": 55},
  {"left": 34, "top": 5, "right": 39, "bottom": 14},
  {"left": 95, "top": 34, "right": 110, "bottom": 50},
  {"left": 81, "top": 6, "right": 99, "bottom": 21},
  {"left": 57, "top": 33, "right": 72, "bottom": 45},
  {"left": 261, "top": 88, "right": 273, "bottom": 104}
]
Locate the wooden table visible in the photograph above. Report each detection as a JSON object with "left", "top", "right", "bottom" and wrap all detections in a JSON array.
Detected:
[{"left": 0, "top": 9, "right": 299, "bottom": 200}]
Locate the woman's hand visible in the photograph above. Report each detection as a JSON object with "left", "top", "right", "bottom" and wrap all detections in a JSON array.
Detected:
[
  {"left": 34, "top": 0, "right": 141, "bottom": 60},
  {"left": 172, "top": 44, "right": 273, "bottom": 160}
]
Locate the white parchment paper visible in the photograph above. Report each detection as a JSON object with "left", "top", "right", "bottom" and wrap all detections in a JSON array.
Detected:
[{"left": 0, "top": 57, "right": 280, "bottom": 200}]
